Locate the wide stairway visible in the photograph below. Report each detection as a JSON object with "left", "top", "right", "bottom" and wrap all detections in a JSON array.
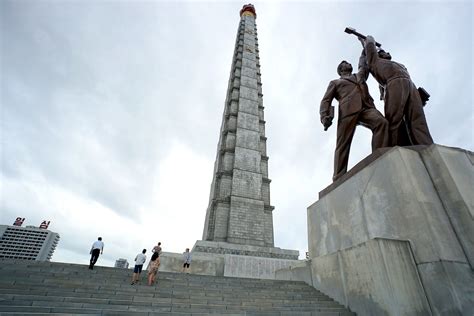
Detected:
[{"left": 0, "top": 260, "right": 354, "bottom": 315}]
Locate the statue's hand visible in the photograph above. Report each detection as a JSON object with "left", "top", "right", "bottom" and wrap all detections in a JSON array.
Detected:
[
  {"left": 366, "top": 35, "right": 375, "bottom": 44},
  {"left": 322, "top": 116, "right": 333, "bottom": 131}
]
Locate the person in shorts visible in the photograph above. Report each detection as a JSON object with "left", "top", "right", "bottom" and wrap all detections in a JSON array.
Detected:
[
  {"left": 182, "top": 248, "right": 191, "bottom": 273},
  {"left": 131, "top": 249, "right": 147, "bottom": 285}
]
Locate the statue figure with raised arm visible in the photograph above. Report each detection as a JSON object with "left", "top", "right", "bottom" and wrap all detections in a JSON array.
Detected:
[{"left": 363, "top": 35, "right": 434, "bottom": 146}]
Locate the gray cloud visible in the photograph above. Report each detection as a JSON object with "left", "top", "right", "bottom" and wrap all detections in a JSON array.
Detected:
[{"left": 1, "top": 1, "right": 472, "bottom": 262}]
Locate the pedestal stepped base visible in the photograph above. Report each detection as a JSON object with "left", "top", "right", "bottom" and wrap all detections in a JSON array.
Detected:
[
  {"left": 158, "top": 241, "right": 299, "bottom": 280},
  {"left": 193, "top": 240, "right": 298, "bottom": 259},
  {"left": 277, "top": 144, "right": 473, "bottom": 315}
]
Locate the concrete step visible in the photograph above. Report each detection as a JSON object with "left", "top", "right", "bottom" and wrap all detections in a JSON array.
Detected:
[
  {"left": 0, "top": 260, "right": 355, "bottom": 315},
  {"left": 0, "top": 282, "right": 330, "bottom": 299},
  {"left": 0, "top": 306, "right": 355, "bottom": 316},
  {"left": 0, "top": 273, "right": 317, "bottom": 291}
]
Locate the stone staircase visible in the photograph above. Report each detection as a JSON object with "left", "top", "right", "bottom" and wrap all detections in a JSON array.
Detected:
[{"left": 0, "top": 260, "right": 354, "bottom": 315}]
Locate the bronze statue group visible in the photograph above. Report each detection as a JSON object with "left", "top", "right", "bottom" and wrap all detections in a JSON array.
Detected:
[{"left": 320, "top": 30, "right": 433, "bottom": 181}]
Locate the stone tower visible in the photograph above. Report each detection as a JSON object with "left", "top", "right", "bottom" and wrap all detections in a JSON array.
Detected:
[
  {"left": 202, "top": 4, "right": 273, "bottom": 248},
  {"left": 194, "top": 4, "right": 298, "bottom": 261}
]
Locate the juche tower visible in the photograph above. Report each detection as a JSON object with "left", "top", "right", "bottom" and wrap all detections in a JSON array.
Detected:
[{"left": 194, "top": 4, "right": 298, "bottom": 261}]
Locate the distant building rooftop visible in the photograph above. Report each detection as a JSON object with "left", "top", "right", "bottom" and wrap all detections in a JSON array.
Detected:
[{"left": 0, "top": 224, "right": 60, "bottom": 261}]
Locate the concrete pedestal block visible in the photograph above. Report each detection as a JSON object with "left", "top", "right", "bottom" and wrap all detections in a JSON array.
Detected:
[
  {"left": 306, "top": 145, "right": 473, "bottom": 315},
  {"left": 419, "top": 145, "right": 474, "bottom": 268},
  {"left": 417, "top": 261, "right": 474, "bottom": 315},
  {"left": 311, "top": 238, "right": 431, "bottom": 316},
  {"left": 275, "top": 260, "right": 312, "bottom": 285}
]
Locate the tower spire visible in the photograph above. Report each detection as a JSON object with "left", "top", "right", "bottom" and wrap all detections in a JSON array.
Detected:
[{"left": 202, "top": 3, "right": 274, "bottom": 247}]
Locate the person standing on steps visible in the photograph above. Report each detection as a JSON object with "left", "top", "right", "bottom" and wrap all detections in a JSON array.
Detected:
[
  {"left": 131, "top": 249, "right": 147, "bottom": 285},
  {"left": 152, "top": 242, "right": 162, "bottom": 255},
  {"left": 147, "top": 252, "right": 160, "bottom": 286},
  {"left": 182, "top": 248, "right": 192, "bottom": 273},
  {"left": 89, "top": 237, "right": 104, "bottom": 270}
]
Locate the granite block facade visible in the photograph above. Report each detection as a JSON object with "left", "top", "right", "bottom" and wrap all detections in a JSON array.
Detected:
[
  {"left": 236, "top": 112, "right": 259, "bottom": 131},
  {"left": 199, "top": 6, "right": 299, "bottom": 265},
  {"left": 202, "top": 8, "right": 275, "bottom": 248},
  {"left": 239, "top": 98, "right": 259, "bottom": 115},
  {"left": 234, "top": 147, "right": 260, "bottom": 172}
]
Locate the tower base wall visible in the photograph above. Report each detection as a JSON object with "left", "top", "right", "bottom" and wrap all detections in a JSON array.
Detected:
[{"left": 158, "top": 241, "right": 299, "bottom": 280}]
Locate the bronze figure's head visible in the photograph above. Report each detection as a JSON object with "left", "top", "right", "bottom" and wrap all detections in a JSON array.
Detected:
[{"left": 337, "top": 60, "right": 353, "bottom": 76}]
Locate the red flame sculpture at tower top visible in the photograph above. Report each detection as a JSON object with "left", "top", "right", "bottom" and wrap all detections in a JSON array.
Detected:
[{"left": 240, "top": 4, "right": 256, "bottom": 18}]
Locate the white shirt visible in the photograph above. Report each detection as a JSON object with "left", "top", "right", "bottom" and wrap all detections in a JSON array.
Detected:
[
  {"left": 92, "top": 240, "right": 104, "bottom": 250},
  {"left": 183, "top": 252, "right": 192, "bottom": 263},
  {"left": 135, "top": 253, "right": 147, "bottom": 265}
]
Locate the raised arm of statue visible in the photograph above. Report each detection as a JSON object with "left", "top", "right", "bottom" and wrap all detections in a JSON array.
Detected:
[
  {"left": 364, "top": 35, "right": 378, "bottom": 68},
  {"left": 357, "top": 49, "right": 369, "bottom": 82}
]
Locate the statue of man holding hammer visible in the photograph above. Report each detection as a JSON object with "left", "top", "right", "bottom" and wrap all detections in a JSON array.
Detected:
[{"left": 345, "top": 28, "right": 434, "bottom": 147}]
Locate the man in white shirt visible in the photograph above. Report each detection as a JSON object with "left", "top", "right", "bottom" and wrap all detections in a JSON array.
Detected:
[
  {"left": 131, "top": 249, "right": 147, "bottom": 285},
  {"left": 89, "top": 237, "right": 104, "bottom": 270},
  {"left": 182, "top": 248, "right": 192, "bottom": 273}
]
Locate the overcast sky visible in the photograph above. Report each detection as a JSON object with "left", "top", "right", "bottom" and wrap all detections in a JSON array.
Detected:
[{"left": 1, "top": 1, "right": 472, "bottom": 267}]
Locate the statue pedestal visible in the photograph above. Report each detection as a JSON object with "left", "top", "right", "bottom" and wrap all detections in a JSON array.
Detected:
[{"left": 306, "top": 145, "right": 473, "bottom": 315}]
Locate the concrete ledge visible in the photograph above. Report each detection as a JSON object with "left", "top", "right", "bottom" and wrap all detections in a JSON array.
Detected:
[
  {"left": 158, "top": 252, "right": 222, "bottom": 276},
  {"left": 193, "top": 240, "right": 299, "bottom": 259},
  {"left": 223, "top": 255, "right": 300, "bottom": 279},
  {"left": 319, "top": 147, "right": 394, "bottom": 198},
  {"left": 275, "top": 260, "right": 312, "bottom": 286}
]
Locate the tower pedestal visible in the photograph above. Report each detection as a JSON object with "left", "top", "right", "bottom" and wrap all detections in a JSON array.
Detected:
[
  {"left": 157, "top": 241, "right": 299, "bottom": 280},
  {"left": 304, "top": 145, "right": 473, "bottom": 315},
  {"left": 193, "top": 240, "right": 298, "bottom": 259},
  {"left": 190, "top": 240, "right": 299, "bottom": 279}
]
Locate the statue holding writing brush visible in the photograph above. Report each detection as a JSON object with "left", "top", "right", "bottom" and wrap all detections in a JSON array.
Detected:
[
  {"left": 346, "top": 27, "right": 434, "bottom": 146},
  {"left": 319, "top": 45, "right": 389, "bottom": 181}
]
